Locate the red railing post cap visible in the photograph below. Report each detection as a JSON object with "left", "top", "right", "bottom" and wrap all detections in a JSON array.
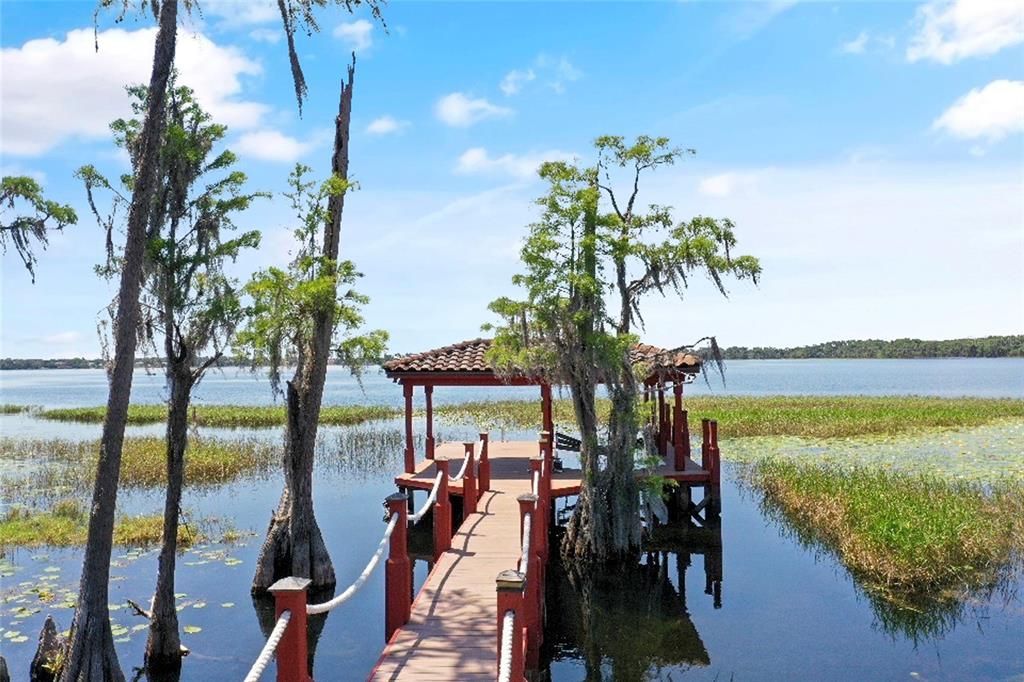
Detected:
[
  {"left": 268, "top": 576, "right": 311, "bottom": 594},
  {"left": 463, "top": 442, "right": 475, "bottom": 450},
  {"left": 479, "top": 431, "right": 489, "bottom": 439},
  {"left": 516, "top": 493, "right": 538, "bottom": 504},
  {"left": 385, "top": 492, "right": 408, "bottom": 505},
  {"left": 495, "top": 569, "right": 526, "bottom": 591}
]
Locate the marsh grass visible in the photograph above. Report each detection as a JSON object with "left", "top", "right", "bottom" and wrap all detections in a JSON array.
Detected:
[
  {"left": 0, "top": 501, "right": 211, "bottom": 548},
  {"left": 0, "top": 437, "right": 278, "bottom": 504},
  {"left": 435, "top": 396, "right": 1024, "bottom": 438},
  {"left": 749, "top": 460, "right": 1024, "bottom": 601},
  {"left": 35, "top": 403, "right": 399, "bottom": 428},
  {"left": 0, "top": 404, "right": 30, "bottom": 414}
]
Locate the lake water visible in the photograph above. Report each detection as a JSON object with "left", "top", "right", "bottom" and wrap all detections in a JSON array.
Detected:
[{"left": 1, "top": 360, "right": 1022, "bottom": 680}]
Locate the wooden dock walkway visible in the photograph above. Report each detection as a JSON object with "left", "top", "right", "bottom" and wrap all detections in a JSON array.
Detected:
[{"left": 369, "top": 440, "right": 712, "bottom": 680}]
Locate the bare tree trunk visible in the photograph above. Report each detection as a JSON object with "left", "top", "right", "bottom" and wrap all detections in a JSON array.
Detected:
[
  {"left": 145, "top": 364, "right": 192, "bottom": 670},
  {"left": 252, "top": 58, "right": 355, "bottom": 594},
  {"left": 57, "top": 3, "right": 178, "bottom": 680}
]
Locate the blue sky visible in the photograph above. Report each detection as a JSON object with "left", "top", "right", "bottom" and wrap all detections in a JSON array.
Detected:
[{"left": 1, "top": 0, "right": 1022, "bottom": 358}]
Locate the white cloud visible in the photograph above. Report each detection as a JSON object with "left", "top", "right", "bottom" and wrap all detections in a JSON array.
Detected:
[
  {"left": 841, "top": 31, "right": 869, "bottom": 54},
  {"left": 235, "top": 129, "right": 314, "bottom": 162},
  {"left": 435, "top": 93, "right": 513, "bottom": 127},
  {"left": 366, "top": 115, "right": 409, "bottom": 135},
  {"left": 534, "top": 54, "right": 583, "bottom": 93},
  {"left": 697, "top": 172, "right": 760, "bottom": 197},
  {"left": 455, "top": 147, "right": 574, "bottom": 180},
  {"left": 334, "top": 19, "right": 374, "bottom": 51},
  {"left": 907, "top": 0, "right": 1024, "bottom": 64},
  {"left": 932, "top": 79, "right": 1024, "bottom": 142},
  {"left": 248, "top": 27, "right": 282, "bottom": 44},
  {"left": 0, "top": 27, "right": 267, "bottom": 157},
  {"left": 500, "top": 69, "right": 535, "bottom": 96}
]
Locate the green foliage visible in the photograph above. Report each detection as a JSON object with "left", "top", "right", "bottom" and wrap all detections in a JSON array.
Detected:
[
  {"left": 235, "top": 164, "right": 387, "bottom": 394},
  {"left": 80, "top": 78, "right": 265, "bottom": 376},
  {"left": 36, "top": 403, "right": 398, "bottom": 428},
  {"left": 724, "top": 335, "right": 1024, "bottom": 359},
  {"left": 0, "top": 175, "right": 77, "bottom": 282}
]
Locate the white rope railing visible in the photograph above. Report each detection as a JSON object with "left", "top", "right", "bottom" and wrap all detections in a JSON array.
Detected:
[
  {"left": 306, "top": 513, "right": 400, "bottom": 615},
  {"left": 449, "top": 449, "right": 471, "bottom": 482},
  {"left": 531, "top": 469, "right": 540, "bottom": 496},
  {"left": 519, "top": 512, "right": 532, "bottom": 578},
  {"left": 243, "top": 610, "right": 292, "bottom": 682},
  {"left": 497, "top": 609, "right": 516, "bottom": 682},
  {"left": 409, "top": 471, "right": 443, "bottom": 525}
]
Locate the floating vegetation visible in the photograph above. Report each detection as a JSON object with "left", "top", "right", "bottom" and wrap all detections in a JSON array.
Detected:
[
  {"left": 34, "top": 403, "right": 399, "bottom": 427},
  {"left": 747, "top": 460, "right": 1024, "bottom": 633},
  {"left": 436, "top": 396, "right": 1024, "bottom": 439},
  {"left": 0, "top": 502, "right": 237, "bottom": 548},
  {"left": 0, "top": 404, "right": 30, "bottom": 414},
  {"left": 724, "top": 420, "right": 1024, "bottom": 482}
]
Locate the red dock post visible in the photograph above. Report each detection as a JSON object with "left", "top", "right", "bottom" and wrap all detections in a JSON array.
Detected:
[
  {"left": 495, "top": 569, "right": 526, "bottom": 679},
  {"left": 672, "top": 383, "right": 685, "bottom": 471},
  {"left": 701, "top": 418, "right": 711, "bottom": 471},
  {"left": 384, "top": 492, "right": 411, "bottom": 640},
  {"left": 681, "top": 408, "right": 691, "bottom": 461},
  {"left": 709, "top": 419, "right": 721, "bottom": 516},
  {"left": 402, "top": 383, "right": 414, "bottom": 473},
  {"left": 478, "top": 432, "right": 491, "bottom": 493},
  {"left": 657, "top": 384, "right": 667, "bottom": 455},
  {"left": 425, "top": 385, "right": 434, "bottom": 460},
  {"left": 528, "top": 458, "right": 547, "bottom": 562},
  {"left": 268, "top": 577, "right": 311, "bottom": 682},
  {"left": 517, "top": 493, "right": 541, "bottom": 669},
  {"left": 433, "top": 459, "right": 451, "bottom": 560},
  {"left": 540, "top": 382, "right": 554, "bottom": 444},
  {"left": 462, "top": 442, "right": 477, "bottom": 515}
]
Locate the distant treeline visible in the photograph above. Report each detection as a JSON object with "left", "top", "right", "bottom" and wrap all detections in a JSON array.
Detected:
[
  {"left": 722, "top": 336, "right": 1024, "bottom": 360},
  {"left": 1, "top": 356, "right": 396, "bottom": 371}
]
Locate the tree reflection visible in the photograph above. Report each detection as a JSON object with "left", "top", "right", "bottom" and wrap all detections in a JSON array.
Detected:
[{"left": 541, "top": 521, "right": 722, "bottom": 680}]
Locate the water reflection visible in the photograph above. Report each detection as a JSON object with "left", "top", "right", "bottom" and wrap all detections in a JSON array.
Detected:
[{"left": 541, "top": 521, "right": 722, "bottom": 680}]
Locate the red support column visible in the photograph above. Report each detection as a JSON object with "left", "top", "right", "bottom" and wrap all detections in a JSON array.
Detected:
[
  {"left": 384, "top": 492, "right": 411, "bottom": 641},
  {"left": 709, "top": 419, "right": 721, "bottom": 517},
  {"left": 433, "top": 459, "right": 451, "bottom": 560},
  {"left": 425, "top": 385, "right": 435, "bottom": 460},
  {"left": 701, "top": 418, "right": 711, "bottom": 472},
  {"left": 517, "top": 493, "right": 541, "bottom": 668},
  {"left": 681, "top": 408, "right": 691, "bottom": 462},
  {"left": 462, "top": 442, "right": 477, "bottom": 516},
  {"left": 528, "top": 458, "right": 547, "bottom": 562},
  {"left": 495, "top": 570, "right": 526, "bottom": 679},
  {"left": 478, "top": 432, "right": 491, "bottom": 493},
  {"left": 657, "top": 384, "right": 667, "bottom": 455},
  {"left": 402, "top": 383, "right": 414, "bottom": 473},
  {"left": 673, "top": 383, "right": 685, "bottom": 471},
  {"left": 541, "top": 382, "right": 554, "bottom": 444},
  {"left": 269, "top": 577, "right": 311, "bottom": 682}
]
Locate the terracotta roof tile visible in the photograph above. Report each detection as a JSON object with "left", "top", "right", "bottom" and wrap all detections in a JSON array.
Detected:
[{"left": 383, "top": 338, "right": 700, "bottom": 375}]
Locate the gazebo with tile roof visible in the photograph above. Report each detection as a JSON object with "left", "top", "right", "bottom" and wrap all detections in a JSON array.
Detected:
[{"left": 383, "top": 337, "right": 702, "bottom": 473}]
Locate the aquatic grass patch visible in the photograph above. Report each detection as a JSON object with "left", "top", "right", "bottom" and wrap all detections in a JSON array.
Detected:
[
  {"left": 36, "top": 403, "right": 399, "bottom": 427},
  {"left": 0, "top": 502, "right": 212, "bottom": 548},
  {"left": 0, "top": 437, "right": 279, "bottom": 505},
  {"left": 0, "top": 404, "right": 30, "bottom": 414},
  {"left": 435, "top": 396, "right": 1024, "bottom": 439},
  {"left": 748, "top": 460, "right": 1024, "bottom": 600}
]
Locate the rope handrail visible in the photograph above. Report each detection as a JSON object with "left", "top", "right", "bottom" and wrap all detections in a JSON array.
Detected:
[
  {"left": 531, "top": 468, "right": 540, "bottom": 497},
  {"left": 409, "top": 471, "right": 443, "bottom": 525},
  {"left": 497, "top": 609, "right": 516, "bottom": 682},
  {"left": 449, "top": 449, "right": 471, "bottom": 482},
  {"left": 306, "top": 512, "right": 400, "bottom": 615},
  {"left": 243, "top": 609, "right": 292, "bottom": 682},
  {"left": 519, "top": 512, "right": 532, "bottom": 578}
]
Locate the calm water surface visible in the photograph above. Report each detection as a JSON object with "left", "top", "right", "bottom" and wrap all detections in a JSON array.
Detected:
[{"left": 0, "top": 360, "right": 1022, "bottom": 680}]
